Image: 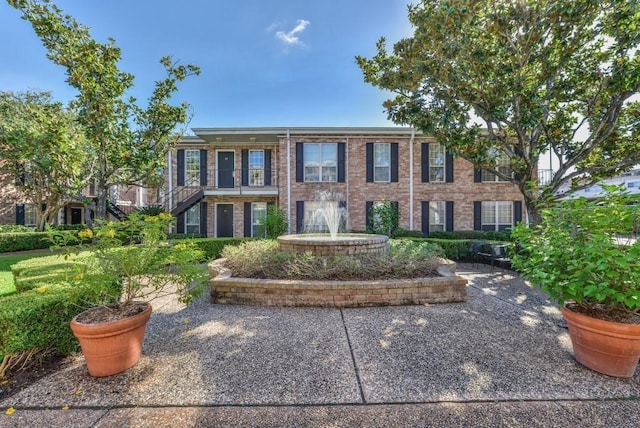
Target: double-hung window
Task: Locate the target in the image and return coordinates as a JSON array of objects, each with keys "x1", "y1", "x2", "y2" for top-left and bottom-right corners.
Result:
[
  {"x1": 482, "y1": 150, "x2": 511, "y2": 182},
  {"x1": 185, "y1": 149, "x2": 201, "y2": 185},
  {"x1": 251, "y1": 203, "x2": 267, "y2": 237},
  {"x1": 374, "y1": 143, "x2": 390, "y2": 182},
  {"x1": 249, "y1": 150, "x2": 264, "y2": 186},
  {"x1": 304, "y1": 143, "x2": 337, "y2": 182},
  {"x1": 185, "y1": 204, "x2": 200, "y2": 234},
  {"x1": 481, "y1": 201, "x2": 512, "y2": 231},
  {"x1": 429, "y1": 201, "x2": 446, "y2": 232},
  {"x1": 24, "y1": 204, "x2": 36, "y2": 227},
  {"x1": 429, "y1": 143, "x2": 446, "y2": 182}
]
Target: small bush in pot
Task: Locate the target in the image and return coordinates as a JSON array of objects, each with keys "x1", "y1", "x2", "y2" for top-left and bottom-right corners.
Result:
[
  {"x1": 53, "y1": 213, "x2": 207, "y2": 376},
  {"x1": 511, "y1": 185, "x2": 640, "y2": 377}
]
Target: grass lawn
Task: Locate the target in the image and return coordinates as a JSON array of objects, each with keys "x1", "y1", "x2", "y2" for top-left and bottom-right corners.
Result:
[{"x1": 0, "y1": 254, "x2": 47, "y2": 297}]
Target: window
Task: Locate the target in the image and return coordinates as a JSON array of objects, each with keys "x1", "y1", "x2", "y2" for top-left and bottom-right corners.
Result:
[
  {"x1": 628, "y1": 181, "x2": 639, "y2": 189},
  {"x1": 109, "y1": 185, "x2": 119, "y2": 202},
  {"x1": 251, "y1": 203, "x2": 267, "y2": 237},
  {"x1": 482, "y1": 150, "x2": 511, "y2": 182},
  {"x1": 249, "y1": 150, "x2": 264, "y2": 186},
  {"x1": 185, "y1": 204, "x2": 200, "y2": 234},
  {"x1": 185, "y1": 149, "x2": 200, "y2": 185},
  {"x1": 429, "y1": 201, "x2": 445, "y2": 232},
  {"x1": 24, "y1": 204, "x2": 36, "y2": 226},
  {"x1": 481, "y1": 201, "x2": 513, "y2": 231},
  {"x1": 137, "y1": 187, "x2": 147, "y2": 207},
  {"x1": 429, "y1": 143, "x2": 446, "y2": 182},
  {"x1": 304, "y1": 143, "x2": 337, "y2": 182},
  {"x1": 374, "y1": 143, "x2": 390, "y2": 182}
]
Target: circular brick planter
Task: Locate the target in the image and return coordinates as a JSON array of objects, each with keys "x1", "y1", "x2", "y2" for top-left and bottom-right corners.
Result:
[
  {"x1": 277, "y1": 233, "x2": 389, "y2": 257},
  {"x1": 209, "y1": 259, "x2": 467, "y2": 308}
]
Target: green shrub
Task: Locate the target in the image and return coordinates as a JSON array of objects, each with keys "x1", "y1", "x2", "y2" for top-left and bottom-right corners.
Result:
[
  {"x1": 167, "y1": 233, "x2": 205, "y2": 240},
  {"x1": 175, "y1": 237, "x2": 249, "y2": 261},
  {"x1": 11, "y1": 253, "x2": 92, "y2": 293},
  {"x1": 428, "y1": 230, "x2": 513, "y2": 241},
  {"x1": 0, "y1": 231, "x2": 80, "y2": 253},
  {"x1": 0, "y1": 225, "x2": 36, "y2": 234},
  {"x1": 394, "y1": 228, "x2": 425, "y2": 238},
  {"x1": 264, "y1": 205, "x2": 288, "y2": 239},
  {"x1": 1, "y1": 255, "x2": 121, "y2": 365},
  {"x1": 47, "y1": 224, "x2": 88, "y2": 231},
  {"x1": 136, "y1": 204, "x2": 166, "y2": 216},
  {"x1": 512, "y1": 186, "x2": 640, "y2": 312},
  {"x1": 220, "y1": 239, "x2": 443, "y2": 280},
  {"x1": 399, "y1": 237, "x2": 470, "y2": 260}
]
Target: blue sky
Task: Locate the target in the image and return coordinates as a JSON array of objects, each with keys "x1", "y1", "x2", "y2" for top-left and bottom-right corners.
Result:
[{"x1": 0, "y1": 0, "x2": 415, "y2": 131}]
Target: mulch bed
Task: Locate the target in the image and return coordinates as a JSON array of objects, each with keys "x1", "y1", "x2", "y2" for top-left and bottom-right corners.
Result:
[{"x1": 0, "y1": 354, "x2": 74, "y2": 402}]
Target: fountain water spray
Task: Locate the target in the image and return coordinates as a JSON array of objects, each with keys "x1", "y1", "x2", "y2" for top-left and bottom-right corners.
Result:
[{"x1": 304, "y1": 190, "x2": 346, "y2": 240}]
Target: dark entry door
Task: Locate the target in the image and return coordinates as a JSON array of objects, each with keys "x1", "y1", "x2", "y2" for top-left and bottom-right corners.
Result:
[
  {"x1": 217, "y1": 151, "x2": 235, "y2": 188},
  {"x1": 71, "y1": 208, "x2": 83, "y2": 225},
  {"x1": 216, "y1": 204, "x2": 234, "y2": 237}
]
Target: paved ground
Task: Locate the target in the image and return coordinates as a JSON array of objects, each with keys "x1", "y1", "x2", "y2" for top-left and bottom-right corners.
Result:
[{"x1": 1, "y1": 263, "x2": 638, "y2": 427}]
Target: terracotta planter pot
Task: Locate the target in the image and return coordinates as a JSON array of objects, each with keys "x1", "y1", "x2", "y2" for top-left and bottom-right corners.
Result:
[
  {"x1": 70, "y1": 303, "x2": 152, "y2": 377},
  {"x1": 561, "y1": 305, "x2": 640, "y2": 378}
]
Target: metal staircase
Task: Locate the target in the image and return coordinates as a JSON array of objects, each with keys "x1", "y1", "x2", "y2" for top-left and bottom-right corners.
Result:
[
  {"x1": 106, "y1": 199, "x2": 128, "y2": 221},
  {"x1": 170, "y1": 189, "x2": 205, "y2": 216}
]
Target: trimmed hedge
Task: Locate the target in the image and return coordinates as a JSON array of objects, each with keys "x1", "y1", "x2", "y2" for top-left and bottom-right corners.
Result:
[
  {"x1": 11, "y1": 253, "x2": 92, "y2": 293},
  {"x1": 182, "y1": 237, "x2": 251, "y2": 261},
  {"x1": 428, "y1": 230, "x2": 513, "y2": 241},
  {"x1": 0, "y1": 225, "x2": 36, "y2": 234},
  {"x1": 0, "y1": 231, "x2": 80, "y2": 253},
  {"x1": 1, "y1": 254, "x2": 121, "y2": 360},
  {"x1": 397, "y1": 237, "x2": 469, "y2": 260}
]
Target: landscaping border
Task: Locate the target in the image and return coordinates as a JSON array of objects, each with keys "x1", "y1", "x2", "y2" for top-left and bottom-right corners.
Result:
[{"x1": 208, "y1": 259, "x2": 467, "y2": 308}]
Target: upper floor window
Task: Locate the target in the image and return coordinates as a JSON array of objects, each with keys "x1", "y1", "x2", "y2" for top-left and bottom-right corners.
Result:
[
  {"x1": 482, "y1": 150, "x2": 511, "y2": 182},
  {"x1": 304, "y1": 143, "x2": 337, "y2": 182},
  {"x1": 249, "y1": 150, "x2": 264, "y2": 186},
  {"x1": 185, "y1": 149, "x2": 201, "y2": 185},
  {"x1": 429, "y1": 143, "x2": 446, "y2": 182},
  {"x1": 481, "y1": 201, "x2": 512, "y2": 231},
  {"x1": 374, "y1": 143, "x2": 390, "y2": 182},
  {"x1": 429, "y1": 201, "x2": 445, "y2": 232},
  {"x1": 185, "y1": 204, "x2": 200, "y2": 234}
]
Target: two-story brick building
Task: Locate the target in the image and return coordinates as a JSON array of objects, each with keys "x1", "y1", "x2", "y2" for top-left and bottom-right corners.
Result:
[{"x1": 166, "y1": 127, "x2": 525, "y2": 237}]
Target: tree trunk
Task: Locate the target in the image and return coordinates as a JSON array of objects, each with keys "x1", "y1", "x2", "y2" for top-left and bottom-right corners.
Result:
[
  {"x1": 96, "y1": 181, "x2": 107, "y2": 220},
  {"x1": 524, "y1": 197, "x2": 543, "y2": 228}
]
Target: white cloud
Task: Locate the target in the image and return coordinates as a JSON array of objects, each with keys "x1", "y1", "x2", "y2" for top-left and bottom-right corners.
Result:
[{"x1": 273, "y1": 19, "x2": 310, "y2": 46}]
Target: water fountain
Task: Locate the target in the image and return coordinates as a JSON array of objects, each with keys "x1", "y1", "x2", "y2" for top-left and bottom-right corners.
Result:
[
  {"x1": 276, "y1": 190, "x2": 389, "y2": 257},
  {"x1": 209, "y1": 190, "x2": 467, "y2": 307}
]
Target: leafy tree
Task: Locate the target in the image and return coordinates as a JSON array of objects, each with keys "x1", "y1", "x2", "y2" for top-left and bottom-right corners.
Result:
[
  {"x1": 0, "y1": 91, "x2": 90, "y2": 230},
  {"x1": 357, "y1": 0, "x2": 640, "y2": 225},
  {"x1": 8, "y1": 0, "x2": 200, "y2": 219}
]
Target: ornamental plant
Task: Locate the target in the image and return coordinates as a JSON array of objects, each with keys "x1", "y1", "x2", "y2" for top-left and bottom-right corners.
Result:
[
  {"x1": 511, "y1": 186, "x2": 640, "y2": 319},
  {"x1": 54, "y1": 213, "x2": 207, "y2": 316}
]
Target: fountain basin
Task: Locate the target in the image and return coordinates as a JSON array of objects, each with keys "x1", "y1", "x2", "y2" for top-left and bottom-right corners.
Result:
[
  {"x1": 277, "y1": 233, "x2": 389, "y2": 257},
  {"x1": 209, "y1": 259, "x2": 467, "y2": 308}
]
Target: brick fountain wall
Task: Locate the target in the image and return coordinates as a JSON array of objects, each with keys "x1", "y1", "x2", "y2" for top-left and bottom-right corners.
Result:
[{"x1": 209, "y1": 259, "x2": 467, "y2": 308}]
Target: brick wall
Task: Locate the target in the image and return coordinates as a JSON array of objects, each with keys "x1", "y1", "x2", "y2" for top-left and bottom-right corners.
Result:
[
  {"x1": 278, "y1": 133, "x2": 524, "y2": 234},
  {"x1": 0, "y1": 170, "x2": 23, "y2": 225}
]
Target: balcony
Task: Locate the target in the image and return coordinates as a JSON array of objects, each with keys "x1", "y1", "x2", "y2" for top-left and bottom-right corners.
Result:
[
  {"x1": 172, "y1": 167, "x2": 278, "y2": 201},
  {"x1": 538, "y1": 169, "x2": 554, "y2": 187}
]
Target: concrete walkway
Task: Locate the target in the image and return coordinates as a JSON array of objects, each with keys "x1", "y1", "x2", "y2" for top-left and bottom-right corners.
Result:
[{"x1": 1, "y1": 264, "x2": 639, "y2": 427}]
